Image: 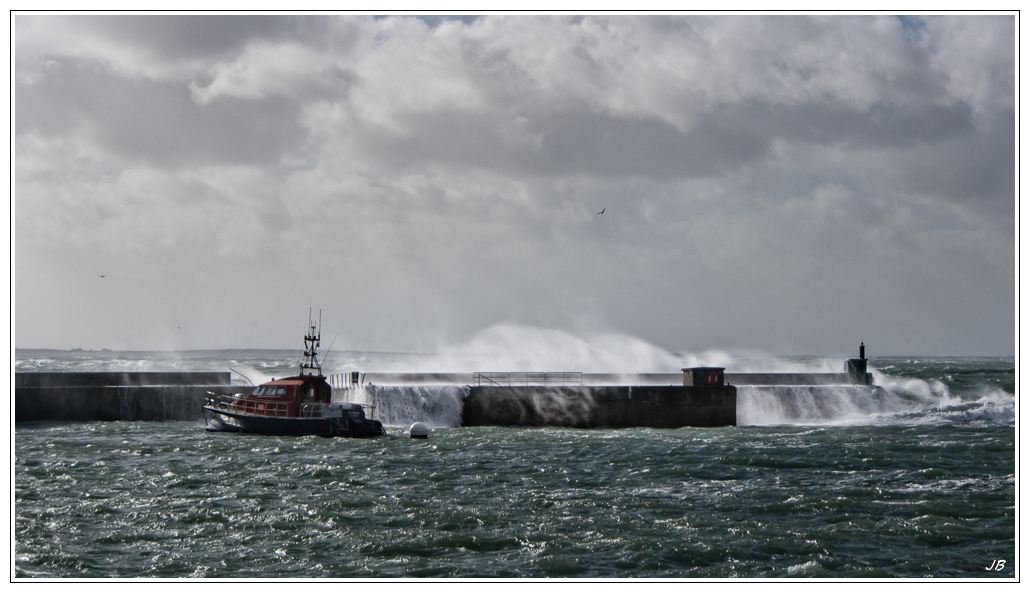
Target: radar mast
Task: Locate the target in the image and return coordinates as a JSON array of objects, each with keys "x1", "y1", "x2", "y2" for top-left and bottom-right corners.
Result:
[{"x1": 300, "y1": 309, "x2": 322, "y2": 376}]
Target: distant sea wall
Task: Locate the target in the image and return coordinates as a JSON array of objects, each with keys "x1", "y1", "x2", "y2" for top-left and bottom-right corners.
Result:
[
  {"x1": 15, "y1": 372, "x2": 243, "y2": 422},
  {"x1": 17, "y1": 368, "x2": 871, "y2": 427},
  {"x1": 462, "y1": 385, "x2": 737, "y2": 428}
]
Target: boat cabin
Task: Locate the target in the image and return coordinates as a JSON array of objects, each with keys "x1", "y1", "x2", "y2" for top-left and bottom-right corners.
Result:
[{"x1": 238, "y1": 375, "x2": 332, "y2": 418}]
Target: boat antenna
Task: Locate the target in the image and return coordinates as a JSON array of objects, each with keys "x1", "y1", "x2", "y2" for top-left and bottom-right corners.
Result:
[
  {"x1": 229, "y1": 367, "x2": 254, "y2": 386},
  {"x1": 320, "y1": 333, "x2": 338, "y2": 369}
]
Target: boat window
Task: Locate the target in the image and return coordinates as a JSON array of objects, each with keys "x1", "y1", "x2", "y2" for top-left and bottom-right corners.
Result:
[
  {"x1": 276, "y1": 387, "x2": 287, "y2": 395},
  {"x1": 253, "y1": 386, "x2": 266, "y2": 395}
]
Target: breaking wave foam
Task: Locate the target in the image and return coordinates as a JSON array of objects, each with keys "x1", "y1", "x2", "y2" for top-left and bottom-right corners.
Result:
[
  {"x1": 337, "y1": 385, "x2": 466, "y2": 428},
  {"x1": 737, "y1": 375, "x2": 1014, "y2": 427}
]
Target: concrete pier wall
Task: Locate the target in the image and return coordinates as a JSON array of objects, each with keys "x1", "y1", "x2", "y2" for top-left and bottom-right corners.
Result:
[
  {"x1": 18, "y1": 368, "x2": 864, "y2": 426},
  {"x1": 16, "y1": 372, "x2": 230, "y2": 389},
  {"x1": 15, "y1": 372, "x2": 240, "y2": 422},
  {"x1": 725, "y1": 373, "x2": 852, "y2": 385},
  {"x1": 361, "y1": 372, "x2": 686, "y2": 385},
  {"x1": 462, "y1": 385, "x2": 736, "y2": 428},
  {"x1": 360, "y1": 372, "x2": 866, "y2": 387}
]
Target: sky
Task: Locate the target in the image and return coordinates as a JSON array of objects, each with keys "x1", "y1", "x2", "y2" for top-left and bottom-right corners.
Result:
[{"x1": 13, "y1": 14, "x2": 1016, "y2": 357}]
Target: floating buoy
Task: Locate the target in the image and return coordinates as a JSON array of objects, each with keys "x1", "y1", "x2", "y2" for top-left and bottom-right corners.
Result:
[{"x1": 409, "y1": 422, "x2": 429, "y2": 439}]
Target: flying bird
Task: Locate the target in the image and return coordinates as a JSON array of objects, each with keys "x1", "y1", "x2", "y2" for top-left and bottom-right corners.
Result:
[
  {"x1": 597, "y1": 208, "x2": 605, "y2": 214},
  {"x1": 100, "y1": 275, "x2": 105, "y2": 278}
]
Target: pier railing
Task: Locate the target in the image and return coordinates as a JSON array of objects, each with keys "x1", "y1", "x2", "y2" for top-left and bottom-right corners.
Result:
[
  {"x1": 473, "y1": 372, "x2": 583, "y2": 387},
  {"x1": 206, "y1": 394, "x2": 290, "y2": 417},
  {"x1": 329, "y1": 373, "x2": 361, "y2": 389}
]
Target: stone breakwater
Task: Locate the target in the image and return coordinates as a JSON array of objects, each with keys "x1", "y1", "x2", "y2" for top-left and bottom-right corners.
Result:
[
  {"x1": 16, "y1": 365, "x2": 882, "y2": 428},
  {"x1": 15, "y1": 371, "x2": 739, "y2": 427},
  {"x1": 462, "y1": 385, "x2": 737, "y2": 428},
  {"x1": 15, "y1": 372, "x2": 237, "y2": 422}
]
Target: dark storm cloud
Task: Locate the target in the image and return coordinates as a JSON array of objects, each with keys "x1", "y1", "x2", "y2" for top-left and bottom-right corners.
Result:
[
  {"x1": 896, "y1": 109, "x2": 1015, "y2": 210},
  {"x1": 723, "y1": 100, "x2": 1013, "y2": 208},
  {"x1": 16, "y1": 57, "x2": 304, "y2": 166},
  {"x1": 71, "y1": 15, "x2": 330, "y2": 61},
  {"x1": 413, "y1": 16, "x2": 482, "y2": 29},
  {"x1": 14, "y1": 14, "x2": 1015, "y2": 354},
  {"x1": 335, "y1": 90, "x2": 1005, "y2": 216},
  {"x1": 743, "y1": 102, "x2": 976, "y2": 149},
  {"x1": 531, "y1": 110, "x2": 768, "y2": 179},
  {"x1": 355, "y1": 107, "x2": 767, "y2": 180}
]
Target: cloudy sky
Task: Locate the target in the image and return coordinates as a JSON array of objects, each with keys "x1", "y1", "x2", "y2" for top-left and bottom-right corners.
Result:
[{"x1": 14, "y1": 14, "x2": 1015, "y2": 356}]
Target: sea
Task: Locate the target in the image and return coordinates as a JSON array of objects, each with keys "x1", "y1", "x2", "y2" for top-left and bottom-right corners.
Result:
[{"x1": 13, "y1": 348, "x2": 1017, "y2": 579}]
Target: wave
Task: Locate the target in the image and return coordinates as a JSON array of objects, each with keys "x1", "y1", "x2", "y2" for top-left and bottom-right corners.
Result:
[
  {"x1": 737, "y1": 375, "x2": 1014, "y2": 427},
  {"x1": 336, "y1": 385, "x2": 467, "y2": 429}
]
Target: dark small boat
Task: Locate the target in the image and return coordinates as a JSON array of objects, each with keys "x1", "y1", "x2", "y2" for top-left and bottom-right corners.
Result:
[{"x1": 203, "y1": 316, "x2": 384, "y2": 438}]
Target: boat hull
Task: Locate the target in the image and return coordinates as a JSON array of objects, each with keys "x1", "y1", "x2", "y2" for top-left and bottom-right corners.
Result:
[{"x1": 203, "y1": 406, "x2": 384, "y2": 438}]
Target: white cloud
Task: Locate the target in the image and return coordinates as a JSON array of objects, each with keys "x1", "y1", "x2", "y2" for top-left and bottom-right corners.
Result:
[
  {"x1": 921, "y1": 15, "x2": 1016, "y2": 123},
  {"x1": 190, "y1": 41, "x2": 332, "y2": 104}
]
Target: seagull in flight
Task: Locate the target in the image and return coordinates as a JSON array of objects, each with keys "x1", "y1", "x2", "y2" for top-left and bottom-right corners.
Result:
[
  {"x1": 100, "y1": 275, "x2": 106, "y2": 278},
  {"x1": 597, "y1": 208, "x2": 605, "y2": 215}
]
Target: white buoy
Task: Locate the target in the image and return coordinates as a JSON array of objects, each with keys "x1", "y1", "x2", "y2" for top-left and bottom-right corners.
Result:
[{"x1": 409, "y1": 422, "x2": 429, "y2": 439}]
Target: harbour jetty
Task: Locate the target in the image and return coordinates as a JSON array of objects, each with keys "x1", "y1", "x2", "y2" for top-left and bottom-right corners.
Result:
[
  {"x1": 15, "y1": 347, "x2": 875, "y2": 427},
  {"x1": 15, "y1": 372, "x2": 235, "y2": 422},
  {"x1": 458, "y1": 368, "x2": 734, "y2": 427}
]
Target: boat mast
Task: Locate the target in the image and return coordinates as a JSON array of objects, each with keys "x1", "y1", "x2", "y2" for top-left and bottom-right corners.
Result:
[{"x1": 300, "y1": 308, "x2": 322, "y2": 376}]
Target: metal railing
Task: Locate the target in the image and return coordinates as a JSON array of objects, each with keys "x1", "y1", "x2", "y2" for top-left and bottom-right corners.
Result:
[
  {"x1": 473, "y1": 372, "x2": 583, "y2": 387},
  {"x1": 329, "y1": 373, "x2": 362, "y2": 389},
  {"x1": 206, "y1": 394, "x2": 351, "y2": 419},
  {"x1": 206, "y1": 394, "x2": 291, "y2": 417},
  {"x1": 299, "y1": 403, "x2": 342, "y2": 418}
]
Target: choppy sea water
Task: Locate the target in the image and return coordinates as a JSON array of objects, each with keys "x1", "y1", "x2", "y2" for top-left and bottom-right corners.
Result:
[{"x1": 14, "y1": 351, "x2": 1016, "y2": 579}]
